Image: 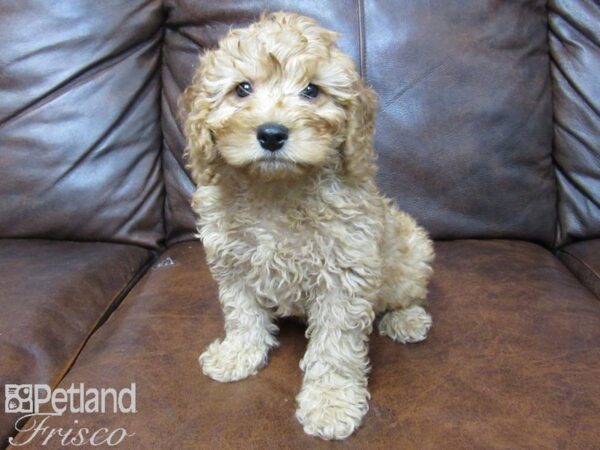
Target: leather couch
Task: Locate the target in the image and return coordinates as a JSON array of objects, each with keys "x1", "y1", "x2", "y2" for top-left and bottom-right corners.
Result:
[{"x1": 1, "y1": 0, "x2": 599, "y2": 448}]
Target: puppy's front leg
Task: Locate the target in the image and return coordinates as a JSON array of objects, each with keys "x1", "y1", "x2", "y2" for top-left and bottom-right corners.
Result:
[
  {"x1": 199, "y1": 282, "x2": 278, "y2": 382},
  {"x1": 296, "y1": 293, "x2": 375, "y2": 440}
]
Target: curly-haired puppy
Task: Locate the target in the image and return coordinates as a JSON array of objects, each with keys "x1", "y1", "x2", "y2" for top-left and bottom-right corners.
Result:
[{"x1": 183, "y1": 12, "x2": 434, "y2": 440}]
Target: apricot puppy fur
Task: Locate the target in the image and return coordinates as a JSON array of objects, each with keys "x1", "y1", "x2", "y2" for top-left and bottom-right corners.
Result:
[{"x1": 183, "y1": 12, "x2": 434, "y2": 440}]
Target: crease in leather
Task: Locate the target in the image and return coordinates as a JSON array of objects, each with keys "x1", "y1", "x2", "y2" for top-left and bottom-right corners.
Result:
[
  {"x1": 163, "y1": 52, "x2": 188, "y2": 93},
  {"x1": 561, "y1": 249, "x2": 600, "y2": 280},
  {"x1": 162, "y1": 148, "x2": 197, "y2": 245},
  {"x1": 0, "y1": 26, "x2": 164, "y2": 131},
  {"x1": 558, "y1": 249, "x2": 600, "y2": 296},
  {"x1": 380, "y1": 57, "x2": 451, "y2": 113},
  {"x1": 114, "y1": 153, "x2": 166, "y2": 249},
  {"x1": 163, "y1": 139, "x2": 195, "y2": 189},
  {"x1": 161, "y1": 68, "x2": 192, "y2": 176},
  {"x1": 548, "y1": 3, "x2": 600, "y2": 53},
  {"x1": 554, "y1": 117, "x2": 598, "y2": 163},
  {"x1": 381, "y1": 24, "x2": 546, "y2": 116},
  {"x1": 550, "y1": 44, "x2": 600, "y2": 119},
  {"x1": 164, "y1": 5, "x2": 270, "y2": 58},
  {"x1": 157, "y1": 26, "x2": 170, "y2": 250},
  {"x1": 53, "y1": 39, "x2": 162, "y2": 187},
  {"x1": 555, "y1": 157, "x2": 600, "y2": 213},
  {"x1": 162, "y1": 105, "x2": 188, "y2": 172},
  {"x1": 356, "y1": 0, "x2": 366, "y2": 79},
  {"x1": 166, "y1": 23, "x2": 210, "y2": 49},
  {"x1": 498, "y1": 77, "x2": 551, "y2": 158},
  {"x1": 51, "y1": 252, "x2": 156, "y2": 381}
]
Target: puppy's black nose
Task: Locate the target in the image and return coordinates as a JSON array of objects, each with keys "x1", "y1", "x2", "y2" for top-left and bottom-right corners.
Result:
[{"x1": 257, "y1": 123, "x2": 289, "y2": 152}]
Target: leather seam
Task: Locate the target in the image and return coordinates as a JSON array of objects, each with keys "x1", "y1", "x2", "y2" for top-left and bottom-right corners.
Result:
[
  {"x1": 159, "y1": 29, "x2": 169, "y2": 247},
  {"x1": 50, "y1": 252, "x2": 158, "y2": 389},
  {"x1": 545, "y1": 1, "x2": 561, "y2": 250},
  {"x1": 357, "y1": 0, "x2": 366, "y2": 79},
  {"x1": 558, "y1": 249, "x2": 600, "y2": 283},
  {"x1": 0, "y1": 28, "x2": 163, "y2": 130}
]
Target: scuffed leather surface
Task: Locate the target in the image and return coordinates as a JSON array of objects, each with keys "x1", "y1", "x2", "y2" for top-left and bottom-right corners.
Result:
[
  {"x1": 161, "y1": 0, "x2": 556, "y2": 246},
  {"x1": 0, "y1": 0, "x2": 165, "y2": 249},
  {"x1": 13, "y1": 240, "x2": 600, "y2": 449},
  {"x1": 549, "y1": 0, "x2": 600, "y2": 246},
  {"x1": 0, "y1": 239, "x2": 151, "y2": 445},
  {"x1": 558, "y1": 239, "x2": 600, "y2": 299},
  {"x1": 364, "y1": 1, "x2": 555, "y2": 245}
]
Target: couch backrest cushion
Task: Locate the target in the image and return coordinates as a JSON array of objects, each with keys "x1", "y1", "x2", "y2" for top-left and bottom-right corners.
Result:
[
  {"x1": 0, "y1": 0, "x2": 165, "y2": 249},
  {"x1": 163, "y1": 0, "x2": 558, "y2": 246},
  {"x1": 549, "y1": 0, "x2": 600, "y2": 247}
]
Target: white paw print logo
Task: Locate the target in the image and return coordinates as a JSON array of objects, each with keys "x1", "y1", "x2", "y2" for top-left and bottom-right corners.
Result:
[{"x1": 5, "y1": 384, "x2": 33, "y2": 413}]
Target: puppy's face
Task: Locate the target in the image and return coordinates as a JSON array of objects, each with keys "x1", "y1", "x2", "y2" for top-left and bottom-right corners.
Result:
[{"x1": 185, "y1": 13, "x2": 377, "y2": 183}]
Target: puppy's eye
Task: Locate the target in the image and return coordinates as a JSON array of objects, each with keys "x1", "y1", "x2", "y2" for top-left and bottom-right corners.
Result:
[
  {"x1": 235, "y1": 82, "x2": 253, "y2": 97},
  {"x1": 300, "y1": 83, "x2": 319, "y2": 99}
]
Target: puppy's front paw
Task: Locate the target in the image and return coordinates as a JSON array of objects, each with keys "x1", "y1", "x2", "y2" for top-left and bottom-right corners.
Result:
[
  {"x1": 296, "y1": 372, "x2": 369, "y2": 440},
  {"x1": 199, "y1": 337, "x2": 270, "y2": 382}
]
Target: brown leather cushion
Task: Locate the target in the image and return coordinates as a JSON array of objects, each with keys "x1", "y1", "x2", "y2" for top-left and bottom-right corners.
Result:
[
  {"x1": 0, "y1": 239, "x2": 151, "y2": 445},
  {"x1": 162, "y1": 0, "x2": 556, "y2": 246},
  {"x1": 558, "y1": 240, "x2": 600, "y2": 299},
  {"x1": 10, "y1": 240, "x2": 600, "y2": 448},
  {"x1": 0, "y1": 0, "x2": 165, "y2": 248}
]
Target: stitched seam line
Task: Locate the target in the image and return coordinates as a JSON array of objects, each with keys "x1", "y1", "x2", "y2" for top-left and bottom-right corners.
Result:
[
  {"x1": 159, "y1": 31, "x2": 169, "y2": 246},
  {"x1": 547, "y1": 2, "x2": 562, "y2": 248},
  {"x1": 357, "y1": 0, "x2": 367, "y2": 79}
]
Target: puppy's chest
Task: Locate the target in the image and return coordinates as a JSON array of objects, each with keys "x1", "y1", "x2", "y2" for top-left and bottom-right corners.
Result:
[
  {"x1": 203, "y1": 196, "x2": 337, "y2": 310},
  {"x1": 197, "y1": 183, "x2": 383, "y2": 315},
  {"x1": 233, "y1": 202, "x2": 331, "y2": 270}
]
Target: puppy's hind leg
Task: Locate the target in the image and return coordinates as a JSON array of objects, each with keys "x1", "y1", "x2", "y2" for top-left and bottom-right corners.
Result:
[
  {"x1": 199, "y1": 281, "x2": 278, "y2": 382},
  {"x1": 378, "y1": 305, "x2": 432, "y2": 344},
  {"x1": 377, "y1": 205, "x2": 434, "y2": 344}
]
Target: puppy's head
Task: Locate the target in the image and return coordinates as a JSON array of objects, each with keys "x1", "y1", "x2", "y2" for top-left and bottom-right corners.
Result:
[{"x1": 183, "y1": 12, "x2": 377, "y2": 184}]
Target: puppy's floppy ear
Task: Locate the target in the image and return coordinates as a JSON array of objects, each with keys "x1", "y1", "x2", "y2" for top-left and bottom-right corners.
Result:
[
  {"x1": 182, "y1": 52, "x2": 219, "y2": 185},
  {"x1": 342, "y1": 81, "x2": 378, "y2": 181}
]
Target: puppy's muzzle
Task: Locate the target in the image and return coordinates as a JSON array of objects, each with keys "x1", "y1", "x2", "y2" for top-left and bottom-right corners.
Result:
[{"x1": 257, "y1": 123, "x2": 289, "y2": 152}]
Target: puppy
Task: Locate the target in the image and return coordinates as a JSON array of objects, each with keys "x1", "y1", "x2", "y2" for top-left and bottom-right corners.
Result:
[{"x1": 183, "y1": 12, "x2": 434, "y2": 440}]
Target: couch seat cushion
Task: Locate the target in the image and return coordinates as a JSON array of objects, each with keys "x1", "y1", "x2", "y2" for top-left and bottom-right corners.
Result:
[
  {"x1": 558, "y1": 239, "x2": 600, "y2": 299},
  {"x1": 0, "y1": 239, "x2": 151, "y2": 445},
  {"x1": 9, "y1": 240, "x2": 600, "y2": 448}
]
